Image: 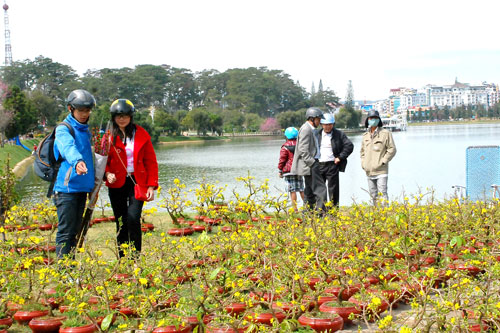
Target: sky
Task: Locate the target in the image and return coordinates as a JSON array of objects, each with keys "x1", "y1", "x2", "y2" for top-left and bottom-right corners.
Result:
[{"x1": 5, "y1": 0, "x2": 500, "y2": 101}]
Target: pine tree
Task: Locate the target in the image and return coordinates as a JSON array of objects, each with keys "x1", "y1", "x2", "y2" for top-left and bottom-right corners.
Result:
[
  {"x1": 318, "y1": 79, "x2": 323, "y2": 92},
  {"x1": 311, "y1": 82, "x2": 316, "y2": 95}
]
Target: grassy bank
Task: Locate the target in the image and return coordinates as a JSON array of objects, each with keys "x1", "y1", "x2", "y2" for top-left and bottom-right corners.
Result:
[{"x1": 0, "y1": 138, "x2": 39, "y2": 167}]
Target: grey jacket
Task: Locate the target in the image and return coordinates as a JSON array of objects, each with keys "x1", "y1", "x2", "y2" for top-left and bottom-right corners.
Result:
[{"x1": 291, "y1": 121, "x2": 317, "y2": 176}]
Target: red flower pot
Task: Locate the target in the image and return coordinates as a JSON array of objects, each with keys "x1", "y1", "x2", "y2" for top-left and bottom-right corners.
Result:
[
  {"x1": 246, "y1": 311, "x2": 285, "y2": 325},
  {"x1": 92, "y1": 217, "x2": 109, "y2": 224},
  {"x1": 347, "y1": 297, "x2": 389, "y2": 322},
  {"x1": 152, "y1": 324, "x2": 191, "y2": 332},
  {"x1": 118, "y1": 306, "x2": 137, "y2": 317},
  {"x1": 168, "y1": 227, "x2": 194, "y2": 236},
  {"x1": 0, "y1": 317, "x2": 13, "y2": 328},
  {"x1": 192, "y1": 224, "x2": 211, "y2": 232},
  {"x1": 204, "y1": 218, "x2": 220, "y2": 226},
  {"x1": 142, "y1": 223, "x2": 155, "y2": 231},
  {"x1": 13, "y1": 310, "x2": 49, "y2": 324},
  {"x1": 59, "y1": 323, "x2": 97, "y2": 333},
  {"x1": 323, "y1": 286, "x2": 360, "y2": 302},
  {"x1": 205, "y1": 324, "x2": 249, "y2": 332},
  {"x1": 38, "y1": 224, "x2": 54, "y2": 231},
  {"x1": 298, "y1": 313, "x2": 344, "y2": 332},
  {"x1": 449, "y1": 263, "x2": 482, "y2": 276},
  {"x1": 319, "y1": 302, "x2": 361, "y2": 325},
  {"x1": 29, "y1": 316, "x2": 66, "y2": 333},
  {"x1": 221, "y1": 226, "x2": 232, "y2": 233},
  {"x1": 225, "y1": 302, "x2": 246, "y2": 316}
]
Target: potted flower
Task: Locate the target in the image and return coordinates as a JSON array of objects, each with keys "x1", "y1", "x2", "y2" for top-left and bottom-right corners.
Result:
[
  {"x1": 59, "y1": 312, "x2": 97, "y2": 333},
  {"x1": 28, "y1": 315, "x2": 67, "y2": 333},
  {"x1": 298, "y1": 311, "x2": 344, "y2": 332}
]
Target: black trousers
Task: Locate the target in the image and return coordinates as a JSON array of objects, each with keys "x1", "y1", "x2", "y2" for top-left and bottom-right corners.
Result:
[
  {"x1": 303, "y1": 174, "x2": 315, "y2": 209},
  {"x1": 311, "y1": 161, "x2": 340, "y2": 210},
  {"x1": 108, "y1": 176, "x2": 144, "y2": 258}
]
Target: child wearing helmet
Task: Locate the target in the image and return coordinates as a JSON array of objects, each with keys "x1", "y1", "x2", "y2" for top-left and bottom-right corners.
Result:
[
  {"x1": 53, "y1": 89, "x2": 96, "y2": 258},
  {"x1": 278, "y1": 127, "x2": 305, "y2": 211}
]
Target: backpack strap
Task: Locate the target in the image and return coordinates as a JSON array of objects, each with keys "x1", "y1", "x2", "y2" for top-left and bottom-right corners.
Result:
[{"x1": 46, "y1": 121, "x2": 76, "y2": 198}]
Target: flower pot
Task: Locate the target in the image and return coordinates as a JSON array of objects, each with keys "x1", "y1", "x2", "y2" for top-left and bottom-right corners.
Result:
[
  {"x1": 225, "y1": 302, "x2": 246, "y2": 316},
  {"x1": 221, "y1": 226, "x2": 232, "y2": 233},
  {"x1": 118, "y1": 306, "x2": 137, "y2": 317},
  {"x1": 152, "y1": 323, "x2": 191, "y2": 332},
  {"x1": 38, "y1": 224, "x2": 54, "y2": 231},
  {"x1": 246, "y1": 311, "x2": 285, "y2": 325},
  {"x1": 168, "y1": 227, "x2": 194, "y2": 236},
  {"x1": 142, "y1": 223, "x2": 155, "y2": 231},
  {"x1": 205, "y1": 323, "x2": 250, "y2": 332},
  {"x1": 347, "y1": 297, "x2": 389, "y2": 322},
  {"x1": 204, "y1": 218, "x2": 220, "y2": 226},
  {"x1": 323, "y1": 286, "x2": 360, "y2": 302},
  {"x1": 298, "y1": 313, "x2": 344, "y2": 332},
  {"x1": 319, "y1": 302, "x2": 361, "y2": 325},
  {"x1": 0, "y1": 317, "x2": 13, "y2": 328},
  {"x1": 59, "y1": 323, "x2": 97, "y2": 333},
  {"x1": 13, "y1": 310, "x2": 49, "y2": 324},
  {"x1": 192, "y1": 224, "x2": 211, "y2": 232},
  {"x1": 28, "y1": 316, "x2": 66, "y2": 333}
]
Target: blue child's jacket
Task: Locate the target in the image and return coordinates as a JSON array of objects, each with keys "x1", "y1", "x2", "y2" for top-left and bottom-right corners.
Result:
[{"x1": 53, "y1": 113, "x2": 95, "y2": 193}]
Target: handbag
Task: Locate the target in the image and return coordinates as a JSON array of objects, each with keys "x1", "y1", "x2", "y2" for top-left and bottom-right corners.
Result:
[
  {"x1": 134, "y1": 184, "x2": 149, "y2": 201},
  {"x1": 112, "y1": 143, "x2": 151, "y2": 202}
]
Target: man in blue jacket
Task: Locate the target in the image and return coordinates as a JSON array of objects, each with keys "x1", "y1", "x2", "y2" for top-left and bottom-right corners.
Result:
[{"x1": 53, "y1": 89, "x2": 96, "y2": 258}]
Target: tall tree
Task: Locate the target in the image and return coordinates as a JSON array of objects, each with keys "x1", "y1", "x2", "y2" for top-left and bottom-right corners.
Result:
[
  {"x1": 311, "y1": 82, "x2": 316, "y2": 95},
  {"x1": 0, "y1": 81, "x2": 12, "y2": 147},
  {"x1": 318, "y1": 79, "x2": 323, "y2": 92},
  {"x1": 4, "y1": 86, "x2": 38, "y2": 138}
]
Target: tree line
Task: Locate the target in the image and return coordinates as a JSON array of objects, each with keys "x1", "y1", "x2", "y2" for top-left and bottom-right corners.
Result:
[{"x1": 0, "y1": 55, "x2": 362, "y2": 142}]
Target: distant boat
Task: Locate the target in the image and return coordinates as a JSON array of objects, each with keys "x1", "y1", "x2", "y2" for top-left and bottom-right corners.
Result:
[{"x1": 381, "y1": 115, "x2": 407, "y2": 131}]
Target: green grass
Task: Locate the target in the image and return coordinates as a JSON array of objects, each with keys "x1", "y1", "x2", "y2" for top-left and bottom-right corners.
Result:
[
  {"x1": 0, "y1": 139, "x2": 39, "y2": 167},
  {"x1": 159, "y1": 135, "x2": 227, "y2": 143}
]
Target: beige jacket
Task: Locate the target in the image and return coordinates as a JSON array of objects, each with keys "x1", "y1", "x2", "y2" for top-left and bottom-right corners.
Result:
[{"x1": 360, "y1": 128, "x2": 397, "y2": 176}]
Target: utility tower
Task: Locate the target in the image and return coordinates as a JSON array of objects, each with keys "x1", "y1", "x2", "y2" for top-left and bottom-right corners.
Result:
[{"x1": 3, "y1": 1, "x2": 12, "y2": 66}]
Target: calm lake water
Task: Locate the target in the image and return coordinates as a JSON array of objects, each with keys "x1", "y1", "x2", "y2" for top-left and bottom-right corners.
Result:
[{"x1": 17, "y1": 123, "x2": 500, "y2": 207}]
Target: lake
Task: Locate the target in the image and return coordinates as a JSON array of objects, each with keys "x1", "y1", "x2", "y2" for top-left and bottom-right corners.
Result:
[{"x1": 17, "y1": 123, "x2": 500, "y2": 207}]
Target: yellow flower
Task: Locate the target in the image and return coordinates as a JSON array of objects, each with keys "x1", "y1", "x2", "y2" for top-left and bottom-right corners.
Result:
[{"x1": 139, "y1": 278, "x2": 148, "y2": 285}]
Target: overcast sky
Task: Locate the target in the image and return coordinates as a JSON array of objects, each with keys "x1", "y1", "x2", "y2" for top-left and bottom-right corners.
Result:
[{"x1": 5, "y1": 0, "x2": 500, "y2": 101}]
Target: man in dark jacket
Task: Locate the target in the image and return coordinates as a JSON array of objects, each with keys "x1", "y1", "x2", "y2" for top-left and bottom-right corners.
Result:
[{"x1": 313, "y1": 113, "x2": 353, "y2": 209}]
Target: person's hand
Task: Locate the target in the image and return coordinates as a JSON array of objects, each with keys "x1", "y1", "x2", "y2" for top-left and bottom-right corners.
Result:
[
  {"x1": 279, "y1": 173, "x2": 283, "y2": 178},
  {"x1": 76, "y1": 161, "x2": 88, "y2": 175},
  {"x1": 146, "y1": 187, "x2": 155, "y2": 201},
  {"x1": 106, "y1": 172, "x2": 116, "y2": 184},
  {"x1": 334, "y1": 157, "x2": 341, "y2": 165}
]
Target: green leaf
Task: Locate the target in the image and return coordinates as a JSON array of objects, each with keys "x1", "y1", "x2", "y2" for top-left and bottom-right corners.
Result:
[
  {"x1": 101, "y1": 313, "x2": 113, "y2": 331},
  {"x1": 209, "y1": 267, "x2": 222, "y2": 280},
  {"x1": 450, "y1": 236, "x2": 464, "y2": 248}
]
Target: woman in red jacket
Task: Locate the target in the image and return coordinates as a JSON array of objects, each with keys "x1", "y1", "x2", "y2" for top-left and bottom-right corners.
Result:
[{"x1": 104, "y1": 99, "x2": 158, "y2": 258}]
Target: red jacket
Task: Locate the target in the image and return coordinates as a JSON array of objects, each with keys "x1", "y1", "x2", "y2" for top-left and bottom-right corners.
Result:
[
  {"x1": 278, "y1": 139, "x2": 297, "y2": 175},
  {"x1": 104, "y1": 125, "x2": 159, "y2": 189}
]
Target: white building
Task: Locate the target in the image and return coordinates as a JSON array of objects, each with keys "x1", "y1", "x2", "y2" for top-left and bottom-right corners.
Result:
[{"x1": 388, "y1": 80, "x2": 499, "y2": 112}]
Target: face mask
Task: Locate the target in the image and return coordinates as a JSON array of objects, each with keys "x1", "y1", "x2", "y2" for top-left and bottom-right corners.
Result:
[{"x1": 368, "y1": 118, "x2": 379, "y2": 127}]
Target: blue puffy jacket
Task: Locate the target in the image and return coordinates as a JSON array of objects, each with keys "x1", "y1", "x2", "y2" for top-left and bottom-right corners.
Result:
[{"x1": 53, "y1": 114, "x2": 95, "y2": 193}]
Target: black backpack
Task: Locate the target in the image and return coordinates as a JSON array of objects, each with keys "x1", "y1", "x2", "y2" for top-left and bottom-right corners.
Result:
[{"x1": 34, "y1": 122, "x2": 75, "y2": 197}]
